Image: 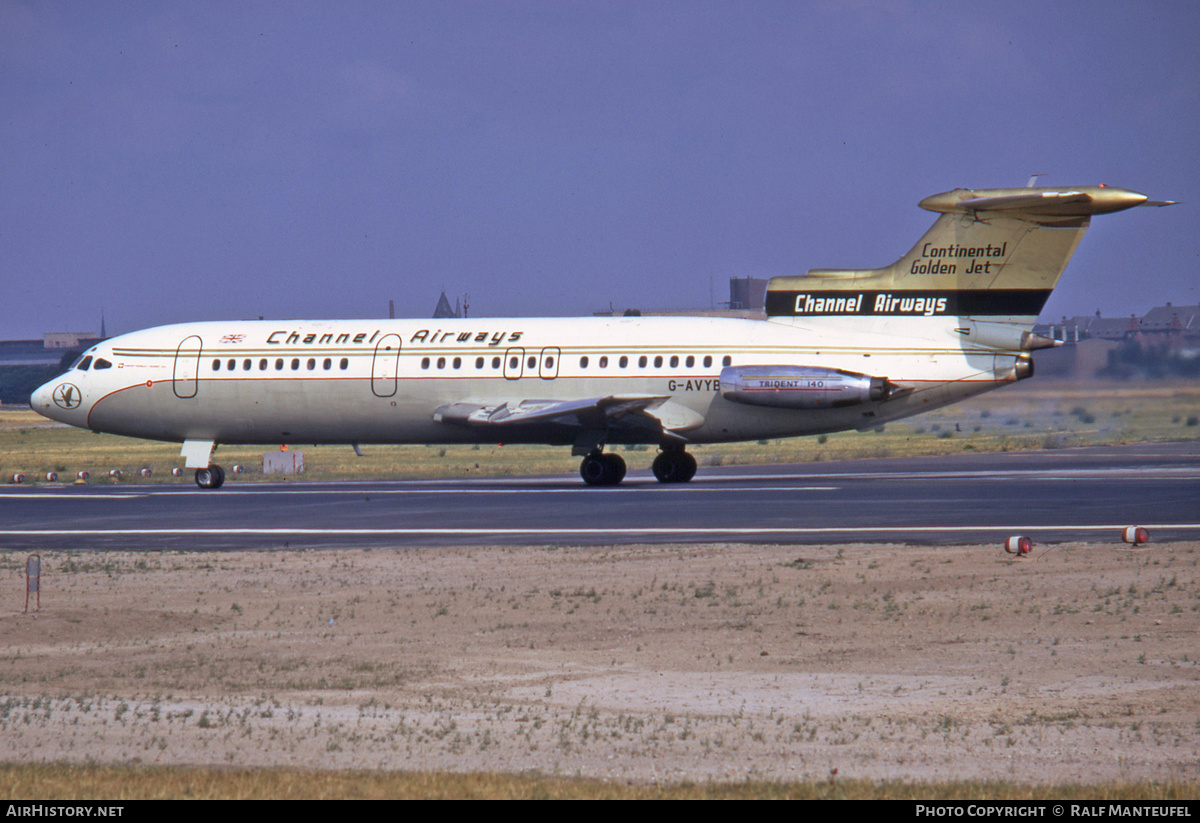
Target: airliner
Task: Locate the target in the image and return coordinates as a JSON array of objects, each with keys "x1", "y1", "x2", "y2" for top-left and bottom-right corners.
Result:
[{"x1": 30, "y1": 183, "x2": 1172, "y2": 488}]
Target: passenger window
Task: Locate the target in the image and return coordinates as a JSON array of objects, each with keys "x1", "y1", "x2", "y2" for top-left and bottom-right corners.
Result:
[
  {"x1": 619, "y1": 356, "x2": 628, "y2": 368},
  {"x1": 421, "y1": 357, "x2": 430, "y2": 369},
  {"x1": 212, "y1": 359, "x2": 221, "y2": 371},
  {"x1": 475, "y1": 357, "x2": 484, "y2": 369},
  {"x1": 545, "y1": 356, "x2": 554, "y2": 368},
  {"x1": 452, "y1": 357, "x2": 461, "y2": 369},
  {"x1": 227, "y1": 359, "x2": 236, "y2": 371},
  {"x1": 599, "y1": 356, "x2": 608, "y2": 368},
  {"x1": 76, "y1": 356, "x2": 93, "y2": 371},
  {"x1": 437, "y1": 357, "x2": 446, "y2": 369},
  {"x1": 653, "y1": 356, "x2": 662, "y2": 368},
  {"x1": 323, "y1": 358, "x2": 332, "y2": 370},
  {"x1": 638, "y1": 356, "x2": 647, "y2": 368},
  {"x1": 723, "y1": 355, "x2": 732, "y2": 366},
  {"x1": 291, "y1": 359, "x2": 300, "y2": 370},
  {"x1": 259, "y1": 359, "x2": 268, "y2": 370},
  {"x1": 491, "y1": 356, "x2": 501, "y2": 369},
  {"x1": 307, "y1": 358, "x2": 316, "y2": 370},
  {"x1": 509, "y1": 356, "x2": 519, "y2": 369},
  {"x1": 670, "y1": 355, "x2": 678, "y2": 368},
  {"x1": 275, "y1": 359, "x2": 284, "y2": 370},
  {"x1": 703, "y1": 355, "x2": 713, "y2": 368},
  {"x1": 93, "y1": 358, "x2": 112, "y2": 370},
  {"x1": 243, "y1": 359, "x2": 251, "y2": 370},
  {"x1": 340, "y1": 358, "x2": 349, "y2": 370},
  {"x1": 527, "y1": 356, "x2": 536, "y2": 368},
  {"x1": 686, "y1": 355, "x2": 694, "y2": 367},
  {"x1": 580, "y1": 356, "x2": 589, "y2": 368}
]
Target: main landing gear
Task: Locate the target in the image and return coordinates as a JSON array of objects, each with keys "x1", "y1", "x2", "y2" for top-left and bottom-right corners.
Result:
[
  {"x1": 195, "y1": 465, "x2": 225, "y2": 489},
  {"x1": 651, "y1": 448, "x2": 697, "y2": 484},
  {"x1": 578, "y1": 448, "x2": 697, "y2": 486},
  {"x1": 580, "y1": 451, "x2": 626, "y2": 486}
]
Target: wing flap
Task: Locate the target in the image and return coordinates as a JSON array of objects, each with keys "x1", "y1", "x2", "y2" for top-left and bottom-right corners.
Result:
[{"x1": 434, "y1": 394, "x2": 702, "y2": 435}]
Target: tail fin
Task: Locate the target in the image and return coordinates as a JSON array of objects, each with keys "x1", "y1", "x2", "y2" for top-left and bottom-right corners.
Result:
[{"x1": 766, "y1": 185, "x2": 1167, "y2": 347}]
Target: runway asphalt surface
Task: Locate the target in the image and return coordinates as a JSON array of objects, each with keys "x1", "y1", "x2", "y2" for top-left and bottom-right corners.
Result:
[{"x1": 2, "y1": 442, "x2": 1198, "y2": 550}]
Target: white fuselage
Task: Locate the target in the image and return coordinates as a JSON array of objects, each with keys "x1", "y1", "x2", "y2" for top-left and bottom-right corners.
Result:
[{"x1": 31, "y1": 314, "x2": 1020, "y2": 448}]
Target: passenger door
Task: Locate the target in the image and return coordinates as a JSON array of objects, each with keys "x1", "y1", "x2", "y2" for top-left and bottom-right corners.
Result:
[
  {"x1": 371, "y1": 334, "x2": 402, "y2": 397},
  {"x1": 173, "y1": 336, "x2": 202, "y2": 399}
]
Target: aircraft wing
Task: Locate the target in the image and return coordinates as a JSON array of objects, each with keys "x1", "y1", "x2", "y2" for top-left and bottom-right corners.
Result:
[{"x1": 433, "y1": 394, "x2": 704, "y2": 440}]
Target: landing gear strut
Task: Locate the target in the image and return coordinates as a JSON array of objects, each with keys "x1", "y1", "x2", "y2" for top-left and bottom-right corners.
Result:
[
  {"x1": 652, "y1": 449, "x2": 697, "y2": 484},
  {"x1": 195, "y1": 465, "x2": 225, "y2": 489},
  {"x1": 579, "y1": 451, "x2": 626, "y2": 486}
]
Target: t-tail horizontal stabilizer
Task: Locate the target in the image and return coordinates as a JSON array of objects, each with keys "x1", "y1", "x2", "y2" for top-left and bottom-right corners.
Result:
[
  {"x1": 765, "y1": 184, "x2": 1175, "y2": 324},
  {"x1": 919, "y1": 185, "x2": 1175, "y2": 217}
]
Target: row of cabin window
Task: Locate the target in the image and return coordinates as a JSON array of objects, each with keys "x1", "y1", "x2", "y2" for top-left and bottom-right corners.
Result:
[
  {"x1": 210, "y1": 353, "x2": 734, "y2": 373},
  {"x1": 212, "y1": 357, "x2": 350, "y2": 372},
  {"x1": 419, "y1": 354, "x2": 733, "y2": 371}
]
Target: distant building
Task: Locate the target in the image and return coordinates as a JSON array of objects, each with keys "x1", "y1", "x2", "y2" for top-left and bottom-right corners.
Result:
[
  {"x1": 728, "y1": 277, "x2": 768, "y2": 311},
  {"x1": 1036, "y1": 303, "x2": 1200, "y2": 347},
  {"x1": 0, "y1": 333, "x2": 102, "y2": 368},
  {"x1": 433, "y1": 291, "x2": 462, "y2": 319},
  {"x1": 1139, "y1": 303, "x2": 1198, "y2": 347},
  {"x1": 43, "y1": 332, "x2": 99, "y2": 349},
  {"x1": 0, "y1": 340, "x2": 64, "y2": 368},
  {"x1": 595, "y1": 277, "x2": 768, "y2": 318},
  {"x1": 1033, "y1": 302, "x2": 1199, "y2": 379}
]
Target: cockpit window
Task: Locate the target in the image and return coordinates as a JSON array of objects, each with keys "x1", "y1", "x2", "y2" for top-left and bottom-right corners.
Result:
[
  {"x1": 75, "y1": 356, "x2": 93, "y2": 371},
  {"x1": 93, "y1": 358, "x2": 113, "y2": 370}
]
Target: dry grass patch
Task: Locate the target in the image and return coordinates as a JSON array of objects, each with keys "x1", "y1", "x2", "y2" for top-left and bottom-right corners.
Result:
[{"x1": 2, "y1": 542, "x2": 1198, "y2": 787}]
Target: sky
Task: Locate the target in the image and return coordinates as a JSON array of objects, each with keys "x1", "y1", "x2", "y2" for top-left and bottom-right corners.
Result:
[{"x1": 2, "y1": 1, "x2": 1197, "y2": 339}]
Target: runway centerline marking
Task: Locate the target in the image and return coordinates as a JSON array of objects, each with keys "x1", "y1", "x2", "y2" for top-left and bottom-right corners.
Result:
[
  {"x1": 5, "y1": 524, "x2": 1200, "y2": 538},
  {"x1": 2, "y1": 464, "x2": 1196, "y2": 499}
]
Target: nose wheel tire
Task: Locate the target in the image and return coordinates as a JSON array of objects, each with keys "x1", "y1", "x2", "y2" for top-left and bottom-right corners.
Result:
[
  {"x1": 195, "y1": 465, "x2": 225, "y2": 489},
  {"x1": 652, "y1": 450, "x2": 697, "y2": 483},
  {"x1": 580, "y1": 453, "x2": 626, "y2": 486}
]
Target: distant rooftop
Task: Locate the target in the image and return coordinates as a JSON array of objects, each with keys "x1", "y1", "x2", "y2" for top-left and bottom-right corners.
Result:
[{"x1": 1037, "y1": 303, "x2": 1199, "y2": 343}]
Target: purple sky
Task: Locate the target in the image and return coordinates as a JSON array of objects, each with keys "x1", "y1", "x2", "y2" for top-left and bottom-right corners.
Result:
[{"x1": 2, "y1": 1, "x2": 1196, "y2": 339}]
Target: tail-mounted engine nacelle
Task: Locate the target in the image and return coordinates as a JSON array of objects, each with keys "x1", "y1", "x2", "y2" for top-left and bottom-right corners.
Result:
[{"x1": 720, "y1": 365, "x2": 891, "y2": 409}]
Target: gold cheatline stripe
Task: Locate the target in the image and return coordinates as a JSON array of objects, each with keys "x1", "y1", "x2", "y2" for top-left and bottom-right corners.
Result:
[{"x1": 115, "y1": 343, "x2": 971, "y2": 359}]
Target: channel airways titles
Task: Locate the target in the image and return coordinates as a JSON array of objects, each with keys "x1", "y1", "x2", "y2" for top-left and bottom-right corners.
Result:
[
  {"x1": 791, "y1": 293, "x2": 949, "y2": 316},
  {"x1": 262, "y1": 328, "x2": 525, "y2": 347}
]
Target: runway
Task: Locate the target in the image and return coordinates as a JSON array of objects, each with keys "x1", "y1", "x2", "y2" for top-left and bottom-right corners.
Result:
[{"x1": 2, "y1": 443, "x2": 1198, "y2": 550}]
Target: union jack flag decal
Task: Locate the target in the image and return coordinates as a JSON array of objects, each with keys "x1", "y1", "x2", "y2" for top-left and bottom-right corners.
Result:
[{"x1": 221, "y1": 334, "x2": 246, "y2": 344}]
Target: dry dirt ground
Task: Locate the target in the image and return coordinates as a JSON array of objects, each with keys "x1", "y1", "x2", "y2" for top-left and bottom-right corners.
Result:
[{"x1": 1, "y1": 541, "x2": 1197, "y2": 785}]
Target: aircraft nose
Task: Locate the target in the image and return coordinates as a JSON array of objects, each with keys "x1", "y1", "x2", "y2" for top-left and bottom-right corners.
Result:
[
  {"x1": 30, "y1": 380, "x2": 53, "y2": 412},
  {"x1": 30, "y1": 376, "x2": 80, "y2": 424}
]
